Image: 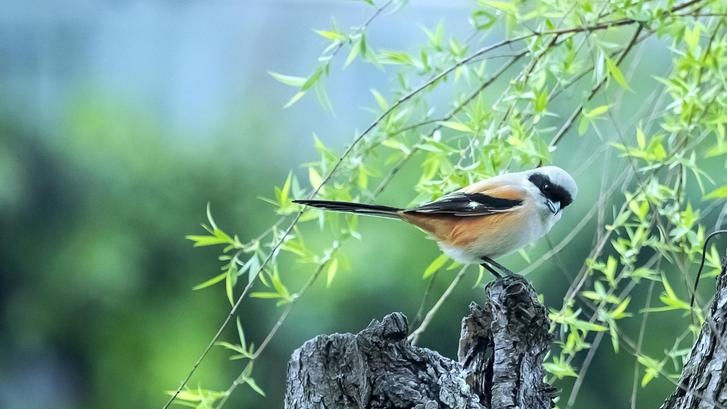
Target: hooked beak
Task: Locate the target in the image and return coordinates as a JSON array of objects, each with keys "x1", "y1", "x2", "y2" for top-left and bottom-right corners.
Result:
[{"x1": 546, "y1": 200, "x2": 561, "y2": 215}]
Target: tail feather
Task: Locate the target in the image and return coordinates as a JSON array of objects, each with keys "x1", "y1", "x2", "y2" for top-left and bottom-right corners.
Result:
[{"x1": 293, "y1": 199, "x2": 402, "y2": 219}]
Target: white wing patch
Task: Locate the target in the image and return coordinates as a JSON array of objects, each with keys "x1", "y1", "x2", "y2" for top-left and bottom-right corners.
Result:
[{"x1": 407, "y1": 192, "x2": 523, "y2": 217}]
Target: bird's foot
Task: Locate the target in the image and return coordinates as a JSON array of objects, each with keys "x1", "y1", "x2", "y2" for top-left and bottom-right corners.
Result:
[
  {"x1": 480, "y1": 257, "x2": 516, "y2": 277},
  {"x1": 480, "y1": 262, "x2": 502, "y2": 278}
]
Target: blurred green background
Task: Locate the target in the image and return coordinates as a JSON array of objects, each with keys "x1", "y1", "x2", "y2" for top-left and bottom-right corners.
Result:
[{"x1": 1, "y1": 1, "x2": 719, "y2": 409}]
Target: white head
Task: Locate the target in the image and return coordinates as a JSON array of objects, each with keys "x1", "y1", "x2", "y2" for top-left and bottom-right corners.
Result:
[{"x1": 524, "y1": 166, "x2": 578, "y2": 218}]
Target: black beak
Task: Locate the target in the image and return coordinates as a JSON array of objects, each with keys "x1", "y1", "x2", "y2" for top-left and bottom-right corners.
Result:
[{"x1": 546, "y1": 200, "x2": 561, "y2": 215}]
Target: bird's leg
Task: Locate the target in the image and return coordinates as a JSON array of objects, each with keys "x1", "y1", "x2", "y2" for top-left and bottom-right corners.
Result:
[
  {"x1": 481, "y1": 256, "x2": 515, "y2": 276},
  {"x1": 479, "y1": 259, "x2": 502, "y2": 278}
]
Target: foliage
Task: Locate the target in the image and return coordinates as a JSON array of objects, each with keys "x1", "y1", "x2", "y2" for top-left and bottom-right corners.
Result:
[{"x1": 165, "y1": 0, "x2": 727, "y2": 408}]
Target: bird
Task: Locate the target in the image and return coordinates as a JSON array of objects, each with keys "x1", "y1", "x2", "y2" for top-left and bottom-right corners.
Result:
[{"x1": 293, "y1": 166, "x2": 577, "y2": 277}]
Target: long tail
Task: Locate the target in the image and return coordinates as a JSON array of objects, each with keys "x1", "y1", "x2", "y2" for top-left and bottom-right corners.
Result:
[{"x1": 293, "y1": 199, "x2": 403, "y2": 219}]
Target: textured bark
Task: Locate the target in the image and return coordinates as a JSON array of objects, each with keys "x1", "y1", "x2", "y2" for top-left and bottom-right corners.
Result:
[
  {"x1": 284, "y1": 275, "x2": 555, "y2": 409},
  {"x1": 661, "y1": 254, "x2": 727, "y2": 409},
  {"x1": 458, "y1": 275, "x2": 556, "y2": 409}
]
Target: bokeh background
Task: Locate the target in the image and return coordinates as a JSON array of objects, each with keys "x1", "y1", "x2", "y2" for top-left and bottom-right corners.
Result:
[{"x1": 1, "y1": 1, "x2": 716, "y2": 408}]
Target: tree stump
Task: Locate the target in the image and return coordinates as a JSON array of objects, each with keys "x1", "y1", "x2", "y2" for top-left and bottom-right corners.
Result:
[
  {"x1": 458, "y1": 275, "x2": 556, "y2": 409},
  {"x1": 284, "y1": 275, "x2": 556, "y2": 409},
  {"x1": 661, "y1": 254, "x2": 727, "y2": 409}
]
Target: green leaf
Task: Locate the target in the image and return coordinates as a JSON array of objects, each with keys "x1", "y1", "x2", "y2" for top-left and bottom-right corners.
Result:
[
  {"x1": 422, "y1": 20, "x2": 444, "y2": 50},
  {"x1": 609, "y1": 322, "x2": 620, "y2": 353},
  {"x1": 271, "y1": 271, "x2": 291, "y2": 301},
  {"x1": 314, "y1": 81, "x2": 335, "y2": 114},
  {"x1": 268, "y1": 71, "x2": 306, "y2": 87},
  {"x1": 283, "y1": 91, "x2": 306, "y2": 108},
  {"x1": 250, "y1": 291, "x2": 282, "y2": 299},
  {"x1": 171, "y1": 388, "x2": 226, "y2": 403},
  {"x1": 584, "y1": 105, "x2": 610, "y2": 119},
  {"x1": 610, "y1": 297, "x2": 632, "y2": 320},
  {"x1": 438, "y1": 121, "x2": 473, "y2": 133},
  {"x1": 247, "y1": 255, "x2": 261, "y2": 284},
  {"x1": 225, "y1": 265, "x2": 237, "y2": 306},
  {"x1": 422, "y1": 254, "x2": 448, "y2": 278},
  {"x1": 656, "y1": 273, "x2": 691, "y2": 311},
  {"x1": 308, "y1": 167, "x2": 323, "y2": 190},
  {"x1": 281, "y1": 171, "x2": 292, "y2": 201},
  {"x1": 473, "y1": 265, "x2": 485, "y2": 288},
  {"x1": 606, "y1": 57, "x2": 631, "y2": 90},
  {"x1": 471, "y1": 9, "x2": 496, "y2": 30},
  {"x1": 192, "y1": 272, "x2": 227, "y2": 290},
  {"x1": 534, "y1": 90, "x2": 548, "y2": 112},
  {"x1": 578, "y1": 116, "x2": 589, "y2": 136},
  {"x1": 185, "y1": 235, "x2": 229, "y2": 247},
  {"x1": 313, "y1": 134, "x2": 337, "y2": 161},
  {"x1": 638, "y1": 355, "x2": 664, "y2": 387},
  {"x1": 683, "y1": 25, "x2": 700, "y2": 52},
  {"x1": 206, "y1": 203, "x2": 218, "y2": 230},
  {"x1": 479, "y1": 0, "x2": 518, "y2": 16},
  {"x1": 345, "y1": 37, "x2": 362, "y2": 67},
  {"x1": 215, "y1": 341, "x2": 246, "y2": 355},
  {"x1": 707, "y1": 141, "x2": 727, "y2": 157},
  {"x1": 379, "y1": 50, "x2": 415, "y2": 65},
  {"x1": 326, "y1": 257, "x2": 339, "y2": 287},
  {"x1": 300, "y1": 68, "x2": 323, "y2": 92},
  {"x1": 604, "y1": 256, "x2": 618, "y2": 287},
  {"x1": 636, "y1": 127, "x2": 646, "y2": 149},
  {"x1": 705, "y1": 185, "x2": 727, "y2": 199},
  {"x1": 314, "y1": 29, "x2": 346, "y2": 42},
  {"x1": 370, "y1": 89, "x2": 389, "y2": 110},
  {"x1": 236, "y1": 317, "x2": 246, "y2": 347},
  {"x1": 358, "y1": 165, "x2": 369, "y2": 189},
  {"x1": 544, "y1": 356, "x2": 578, "y2": 379},
  {"x1": 573, "y1": 321, "x2": 608, "y2": 332},
  {"x1": 245, "y1": 377, "x2": 266, "y2": 396},
  {"x1": 381, "y1": 139, "x2": 411, "y2": 154}
]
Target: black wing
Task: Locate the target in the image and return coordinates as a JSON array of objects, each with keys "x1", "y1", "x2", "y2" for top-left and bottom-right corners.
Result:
[{"x1": 405, "y1": 192, "x2": 522, "y2": 217}]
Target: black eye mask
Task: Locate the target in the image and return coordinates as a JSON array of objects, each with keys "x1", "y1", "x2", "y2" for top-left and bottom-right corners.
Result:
[{"x1": 528, "y1": 173, "x2": 573, "y2": 209}]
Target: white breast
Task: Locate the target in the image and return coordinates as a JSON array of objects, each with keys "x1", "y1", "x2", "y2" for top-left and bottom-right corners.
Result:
[{"x1": 437, "y1": 198, "x2": 558, "y2": 264}]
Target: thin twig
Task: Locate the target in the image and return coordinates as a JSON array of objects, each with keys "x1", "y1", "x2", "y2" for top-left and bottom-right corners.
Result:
[
  {"x1": 410, "y1": 274, "x2": 438, "y2": 330},
  {"x1": 216, "y1": 49, "x2": 528, "y2": 408},
  {"x1": 373, "y1": 51, "x2": 526, "y2": 196},
  {"x1": 212, "y1": 258, "x2": 332, "y2": 409},
  {"x1": 631, "y1": 280, "x2": 656, "y2": 409},
  {"x1": 566, "y1": 331, "x2": 605, "y2": 409},
  {"x1": 549, "y1": 24, "x2": 645, "y2": 147},
  {"x1": 161, "y1": 4, "x2": 398, "y2": 407},
  {"x1": 407, "y1": 266, "x2": 469, "y2": 345}
]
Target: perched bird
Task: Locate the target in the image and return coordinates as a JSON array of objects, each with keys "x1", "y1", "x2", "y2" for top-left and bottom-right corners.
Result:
[{"x1": 294, "y1": 166, "x2": 577, "y2": 277}]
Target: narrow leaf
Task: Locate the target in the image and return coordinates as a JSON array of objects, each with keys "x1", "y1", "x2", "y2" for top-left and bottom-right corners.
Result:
[
  {"x1": 326, "y1": 257, "x2": 339, "y2": 287},
  {"x1": 268, "y1": 71, "x2": 306, "y2": 87},
  {"x1": 193, "y1": 272, "x2": 227, "y2": 290},
  {"x1": 606, "y1": 57, "x2": 631, "y2": 90},
  {"x1": 423, "y1": 254, "x2": 448, "y2": 278},
  {"x1": 438, "y1": 121, "x2": 473, "y2": 133},
  {"x1": 705, "y1": 185, "x2": 727, "y2": 199}
]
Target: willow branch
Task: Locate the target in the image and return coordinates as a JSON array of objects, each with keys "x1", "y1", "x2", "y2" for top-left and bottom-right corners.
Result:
[{"x1": 549, "y1": 24, "x2": 644, "y2": 147}]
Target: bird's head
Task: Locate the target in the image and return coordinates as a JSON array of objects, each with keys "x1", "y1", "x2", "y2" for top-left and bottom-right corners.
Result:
[{"x1": 526, "y1": 166, "x2": 578, "y2": 216}]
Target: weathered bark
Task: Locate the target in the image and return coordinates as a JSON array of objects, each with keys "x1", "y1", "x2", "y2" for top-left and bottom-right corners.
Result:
[
  {"x1": 458, "y1": 275, "x2": 556, "y2": 409},
  {"x1": 284, "y1": 275, "x2": 555, "y2": 409},
  {"x1": 661, "y1": 254, "x2": 727, "y2": 409}
]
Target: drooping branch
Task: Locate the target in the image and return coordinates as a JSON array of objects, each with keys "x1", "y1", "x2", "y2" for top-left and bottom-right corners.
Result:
[
  {"x1": 661, "y1": 253, "x2": 727, "y2": 409},
  {"x1": 284, "y1": 275, "x2": 555, "y2": 409}
]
